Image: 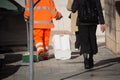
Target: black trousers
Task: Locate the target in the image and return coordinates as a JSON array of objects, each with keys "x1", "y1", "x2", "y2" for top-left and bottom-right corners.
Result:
[
  {"x1": 78, "y1": 25, "x2": 98, "y2": 55},
  {"x1": 75, "y1": 31, "x2": 80, "y2": 49}
]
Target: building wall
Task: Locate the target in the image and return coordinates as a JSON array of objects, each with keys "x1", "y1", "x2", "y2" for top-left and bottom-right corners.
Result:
[{"x1": 105, "y1": 0, "x2": 120, "y2": 53}]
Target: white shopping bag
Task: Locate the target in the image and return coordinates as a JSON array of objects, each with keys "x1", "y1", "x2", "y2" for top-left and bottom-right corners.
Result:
[
  {"x1": 61, "y1": 35, "x2": 71, "y2": 50},
  {"x1": 52, "y1": 34, "x2": 71, "y2": 60}
]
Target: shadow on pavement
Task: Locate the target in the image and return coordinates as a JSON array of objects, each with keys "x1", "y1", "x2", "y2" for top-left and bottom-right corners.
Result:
[
  {"x1": 94, "y1": 57, "x2": 120, "y2": 67},
  {"x1": 0, "y1": 65, "x2": 21, "y2": 80},
  {"x1": 0, "y1": 64, "x2": 28, "y2": 80},
  {"x1": 71, "y1": 52, "x2": 80, "y2": 59},
  {"x1": 60, "y1": 57, "x2": 120, "y2": 80},
  {"x1": 5, "y1": 54, "x2": 22, "y2": 64},
  {"x1": 49, "y1": 53, "x2": 55, "y2": 59},
  {"x1": 0, "y1": 53, "x2": 28, "y2": 80},
  {"x1": 60, "y1": 64, "x2": 114, "y2": 80}
]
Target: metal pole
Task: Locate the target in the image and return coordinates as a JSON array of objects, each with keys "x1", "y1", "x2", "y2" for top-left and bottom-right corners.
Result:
[
  {"x1": 29, "y1": 0, "x2": 34, "y2": 80},
  {"x1": 25, "y1": 0, "x2": 27, "y2": 5}
]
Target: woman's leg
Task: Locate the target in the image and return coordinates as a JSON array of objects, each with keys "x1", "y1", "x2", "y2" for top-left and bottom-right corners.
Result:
[
  {"x1": 78, "y1": 25, "x2": 91, "y2": 54},
  {"x1": 78, "y1": 25, "x2": 91, "y2": 69},
  {"x1": 89, "y1": 54, "x2": 94, "y2": 68},
  {"x1": 89, "y1": 25, "x2": 98, "y2": 54},
  {"x1": 88, "y1": 25, "x2": 97, "y2": 68},
  {"x1": 78, "y1": 25, "x2": 97, "y2": 69},
  {"x1": 83, "y1": 53, "x2": 90, "y2": 69}
]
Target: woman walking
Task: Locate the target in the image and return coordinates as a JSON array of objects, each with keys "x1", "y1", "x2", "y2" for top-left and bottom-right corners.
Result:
[{"x1": 72, "y1": 0, "x2": 105, "y2": 69}]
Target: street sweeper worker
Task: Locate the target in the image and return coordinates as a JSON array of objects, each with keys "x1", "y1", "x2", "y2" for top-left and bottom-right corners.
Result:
[{"x1": 24, "y1": 0, "x2": 62, "y2": 60}]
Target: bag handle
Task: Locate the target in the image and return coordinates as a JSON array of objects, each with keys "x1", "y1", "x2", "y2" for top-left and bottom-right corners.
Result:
[{"x1": 57, "y1": 18, "x2": 68, "y2": 34}]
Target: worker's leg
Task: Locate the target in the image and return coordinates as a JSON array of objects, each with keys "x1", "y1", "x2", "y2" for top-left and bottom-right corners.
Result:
[
  {"x1": 43, "y1": 29, "x2": 51, "y2": 59},
  {"x1": 33, "y1": 29, "x2": 44, "y2": 55}
]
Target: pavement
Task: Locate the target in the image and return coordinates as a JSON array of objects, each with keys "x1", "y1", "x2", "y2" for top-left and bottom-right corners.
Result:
[{"x1": 0, "y1": 31, "x2": 120, "y2": 80}]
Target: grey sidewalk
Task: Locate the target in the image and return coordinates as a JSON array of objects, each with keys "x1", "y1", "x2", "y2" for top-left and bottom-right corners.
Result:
[{"x1": 0, "y1": 31, "x2": 120, "y2": 80}]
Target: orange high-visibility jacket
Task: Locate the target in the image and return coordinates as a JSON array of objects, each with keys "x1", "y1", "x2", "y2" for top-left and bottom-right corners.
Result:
[{"x1": 24, "y1": 0, "x2": 59, "y2": 28}]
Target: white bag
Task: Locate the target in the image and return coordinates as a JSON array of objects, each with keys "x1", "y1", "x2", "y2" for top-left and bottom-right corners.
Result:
[{"x1": 52, "y1": 34, "x2": 71, "y2": 60}]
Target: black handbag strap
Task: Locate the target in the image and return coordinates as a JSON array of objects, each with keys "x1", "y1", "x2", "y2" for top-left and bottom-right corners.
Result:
[{"x1": 33, "y1": 0, "x2": 41, "y2": 8}]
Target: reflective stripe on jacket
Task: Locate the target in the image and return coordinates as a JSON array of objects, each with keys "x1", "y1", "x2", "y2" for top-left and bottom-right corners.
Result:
[{"x1": 24, "y1": 0, "x2": 59, "y2": 28}]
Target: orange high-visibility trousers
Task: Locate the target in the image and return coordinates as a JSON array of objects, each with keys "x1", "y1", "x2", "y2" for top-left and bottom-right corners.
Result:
[{"x1": 34, "y1": 28, "x2": 51, "y2": 54}]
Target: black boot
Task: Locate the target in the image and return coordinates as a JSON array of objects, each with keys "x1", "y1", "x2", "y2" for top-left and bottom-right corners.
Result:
[
  {"x1": 84, "y1": 58, "x2": 90, "y2": 69},
  {"x1": 89, "y1": 58, "x2": 94, "y2": 68},
  {"x1": 89, "y1": 54, "x2": 94, "y2": 68},
  {"x1": 83, "y1": 53, "x2": 90, "y2": 69}
]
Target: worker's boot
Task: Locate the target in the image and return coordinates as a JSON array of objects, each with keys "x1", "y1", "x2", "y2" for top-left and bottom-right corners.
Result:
[
  {"x1": 43, "y1": 52, "x2": 49, "y2": 60},
  {"x1": 36, "y1": 52, "x2": 44, "y2": 62}
]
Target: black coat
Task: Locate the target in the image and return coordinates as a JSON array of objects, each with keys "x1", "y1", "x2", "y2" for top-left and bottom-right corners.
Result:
[{"x1": 72, "y1": 0, "x2": 105, "y2": 25}]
